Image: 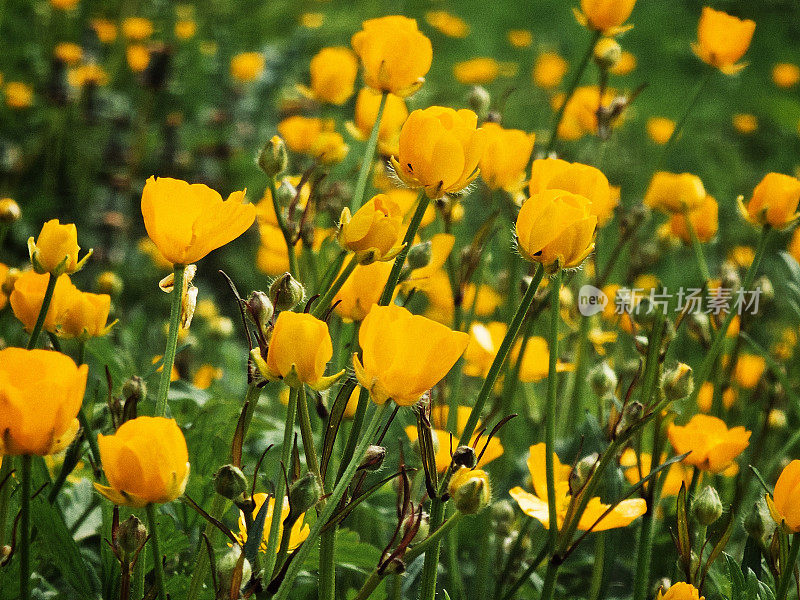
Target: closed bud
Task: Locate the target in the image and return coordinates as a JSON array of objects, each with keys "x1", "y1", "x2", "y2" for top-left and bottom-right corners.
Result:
[
  {"x1": 121, "y1": 376, "x2": 147, "y2": 405},
  {"x1": 569, "y1": 453, "x2": 598, "y2": 495},
  {"x1": 257, "y1": 135, "x2": 288, "y2": 177},
  {"x1": 593, "y1": 38, "x2": 622, "y2": 70},
  {"x1": 116, "y1": 515, "x2": 148, "y2": 562},
  {"x1": 288, "y1": 472, "x2": 322, "y2": 517},
  {"x1": 247, "y1": 290, "x2": 274, "y2": 331},
  {"x1": 662, "y1": 363, "x2": 694, "y2": 401},
  {"x1": 491, "y1": 499, "x2": 516, "y2": 537},
  {"x1": 216, "y1": 545, "x2": 251, "y2": 597},
  {"x1": 274, "y1": 179, "x2": 296, "y2": 208},
  {"x1": 619, "y1": 204, "x2": 648, "y2": 235},
  {"x1": 214, "y1": 465, "x2": 248, "y2": 501},
  {"x1": 720, "y1": 265, "x2": 741, "y2": 294},
  {"x1": 448, "y1": 467, "x2": 491, "y2": 515},
  {"x1": 693, "y1": 485, "x2": 723, "y2": 525},
  {"x1": 269, "y1": 272, "x2": 305, "y2": 311},
  {"x1": 615, "y1": 401, "x2": 643, "y2": 436},
  {"x1": 406, "y1": 240, "x2": 433, "y2": 270},
  {"x1": 686, "y1": 313, "x2": 711, "y2": 346},
  {"x1": 359, "y1": 445, "x2": 386, "y2": 471},
  {"x1": 590, "y1": 361, "x2": 618, "y2": 397},
  {"x1": 452, "y1": 445, "x2": 477, "y2": 469},
  {"x1": 467, "y1": 86, "x2": 491, "y2": 120},
  {"x1": 744, "y1": 498, "x2": 773, "y2": 543},
  {"x1": 754, "y1": 276, "x2": 774, "y2": 304},
  {"x1": 96, "y1": 271, "x2": 123, "y2": 297},
  {"x1": 0, "y1": 198, "x2": 20, "y2": 224}
]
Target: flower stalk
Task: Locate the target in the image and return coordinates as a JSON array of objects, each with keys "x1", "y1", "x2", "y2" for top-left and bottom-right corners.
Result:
[
  {"x1": 350, "y1": 92, "x2": 388, "y2": 213},
  {"x1": 145, "y1": 503, "x2": 166, "y2": 600},
  {"x1": 20, "y1": 454, "x2": 32, "y2": 600},
  {"x1": 155, "y1": 264, "x2": 186, "y2": 417},
  {"x1": 26, "y1": 272, "x2": 57, "y2": 350}
]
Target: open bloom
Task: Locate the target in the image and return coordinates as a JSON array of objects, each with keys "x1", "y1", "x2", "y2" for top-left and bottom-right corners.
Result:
[
  {"x1": 348, "y1": 88, "x2": 408, "y2": 156},
  {"x1": 230, "y1": 52, "x2": 265, "y2": 83},
  {"x1": 59, "y1": 290, "x2": 115, "y2": 339},
  {"x1": 391, "y1": 107, "x2": 487, "y2": 199},
  {"x1": 479, "y1": 123, "x2": 535, "y2": 192},
  {"x1": 351, "y1": 16, "x2": 432, "y2": 97},
  {"x1": 668, "y1": 414, "x2": 750, "y2": 473},
  {"x1": 620, "y1": 449, "x2": 692, "y2": 498},
  {"x1": 237, "y1": 493, "x2": 310, "y2": 552},
  {"x1": 669, "y1": 194, "x2": 719, "y2": 244},
  {"x1": 333, "y1": 261, "x2": 394, "y2": 321},
  {"x1": 28, "y1": 219, "x2": 91, "y2": 275},
  {"x1": 657, "y1": 583, "x2": 704, "y2": 600},
  {"x1": 647, "y1": 117, "x2": 675, "y2": 145},
  {"x1": 510, "y1": 443, "x2": 646, "y2": 531},
  {"x1": 516, "y1": 189, "x2": 597, "y2": 271},
  {"x1": 354, "y1": 304, "x2": 469, "y2": 405},
  {"x1": 95, "y1": 417, "x2": 189, "y2": 507},
  {"x1": 575, "y1": 0, "x2": 636, "y2": 35},
  {"x1": 0, "y1": 348, "x2": 88, "y2": 456},
  {"x1": 742, "y1": 172, "x2": 800, "y2": 229},
  {"x1": 645, "y1": 172, "x2": 706, "y2": 213},
  {"x1": 141, "y1": 176, "x2": 255, "y2": 265},
  {"x1": 306, "y1": 46, "x2": 358, "y2": 105},
  {"x1": 338, "y1": 194, "x2": 404, "y2": 263},
  {"x1": 533, "y1": 52, "x2": 568, "y2": 89},
  {"x1": 10, "y1": 271, "x2": 78, "y2": 333},
  {"x1": 554, "y1": 85, "x2": 616, "y2": 140},
  {"x1": 767, "y1": 460, "x2": 800, "y2": 532},
  {"x1": 693, "y1": 7, "x2": 755, "y2": 74}
]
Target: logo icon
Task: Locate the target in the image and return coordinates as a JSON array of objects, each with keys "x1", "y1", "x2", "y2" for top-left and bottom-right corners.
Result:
[{"x1": 578, "y1": 285, "x2": 608, "y2": 316}]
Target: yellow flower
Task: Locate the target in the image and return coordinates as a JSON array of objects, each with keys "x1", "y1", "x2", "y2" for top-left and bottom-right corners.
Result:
[
  {"x1": 773, "y1": 63, "x2": 800, "y2": 89},
  {"x1": 307, "y1": 47, "x2": 358, "y2": 105},
  {"x1": 230, "y1": 52, "x2": 265, "y2": 83},
  {"x1": 122, "y1": 17, "x2": 154, "y2": 41},
  {"x1": 733, "y1": 353, "x2": 766, "y2": 389},
  {"x1": 529, "y1": 158, "x2": 616, "y2": 226},
  {"x1": 193, "y1": 364, "x2": 223, "y2": 389},
  {"x1": 508, "y1": 30, "x2": 532, "y2": 48},
  {"x1": 619, "y1": 448, "x2": 692, "y2": 498},
  {"x1": 453, "y1": 58, "x2": 516, "y2": 85},
  {"x1": 425, "y1": 10, "x2": 470, "y2": 38},
  {"x1": 742, "y1": 172, "x2": 800, "y2": 229},
  {"x1": 553, "y1": 85, "x2": 616, "y2": 140},
  {"x1": 174, "y1": 19, "x2": 197, "y2": 41},
  {"x1": 300, "y1": 12, "x2": 324, "y2": 29},
  {"x1": 767, "y1": 460, "x2": 800, "y2": 532},
  {"x1": 516, "y1": 189, "x2": 597, "y2": 271},
  {"x1": 333, "y1": 261, "x2": 393, "y2": 322},
  {"x1": 59, "y1": 290, "x2": 115, "y2": 339},
  {"x1": 309, "y1": 130, "x2": 349, "y2": 164},
  {"x1": 50, "y1": 0, "x2": 79, "y2": 9},
  {"x1": 575, "y1": 0, "x2": 637, "y2": 35},
  {"x1": 348, "y1": 88, "x2": 408, "y2": 157},
  {"x1": 28, "y1": 219, "x2": 91, "y2": 275},
  {"x1": 510, "y1": 443, "x2": 646, "y2": 530},
  {"x1": 511, "y1": 335, "x2": 573, "y2": 383},
  {"x1": 668, "y1": 414, "x2": 750, "y2": 473},
  {"x1": 462, "y1": 283, "x2": 503, "y2": 317},
  {"x1": 647, "y1": 117, "x2": 675, "y2": 145},
  {"x1": 256, "y1": 225, "x2": 302, "y2": 276},
  {"x1": 479, "y1": 123, "x2": 535, "y2": 192},
  {"x1": 69, "y1": 64, "x2": 109, "y2": 87},
  {"x1": 95, "y1": 417, "x2": 189, "y2": 507},
  {"x1": 669, "y1": 194, "x2": 718, "y2": 244},
  {"x1": 611, "y1": 50, "x2": 637, "y2": 75},
  {"x1": 463, "y1": 322, "x2": 507, "y2": 378},
  {"x1": 533, "y1": 52, "x2": 568, "y2": 89},
  {"x1": 141, "y1": 176, "x2": 255, "y2": 265},
  {"x1": 692, "y1": 7, "x2": 755, "y2": 75},
  {"x1": 448, "y1": 467, "x2": 491, "y2": 514},
  {"x1": 5, "y1": 82, "x2": 33, "y2": 109},
  {"x1": 277, "y1": 116, "x2": 348, "y2": 163},
  {"x1": 91, "y1": 18, "x2": 117, "y2": 44},
  {"x1": 0, "y1": 348, "x2": 87, "y2": 456},
  {"x1": 384, "y1": 188, "x2": 435, "y2": 226},
  {"x1": 237, "y1": 493, "x2": 309, "y2": 552},
  {"x1": 351, "y1": 16, "x2": 433, "y2": 97},
  {"x1": 657, "y1": 582, "x2": 704, "y2": 600},
  {"x1": 127, "y1": 44, "x2": 150, "y2": 73},
  {"x1": 354, "y1": 304, "x2": 469, "y2": 405},
  {"x1": 391, "y1": 107, "x2": 487, "y2": 199},
  {"x1": 338, "y1": 194, "x2": 404, "y2": 263},
  {"x1": 54, "y1": 42, "x2": 83, "y2": 65},
  {"x1": 644, "y1": 172, "x2": 706, "y2": 213},
  {"x1": 732, "y1": 113, "x2": 758, "y2": 134},
  {"x1": 9, "y1": 272, "x2": 77, "y2": 333}
]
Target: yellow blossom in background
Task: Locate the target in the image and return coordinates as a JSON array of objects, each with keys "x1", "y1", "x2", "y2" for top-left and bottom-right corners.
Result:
[
  {"x1": 309, "y1": 130, "x2": 349, "y2": 164},
  {"x1": 175, "y1": 19, "x2": 197, "y2": 40},
  {"x1": 657, "y1": 582, "x2": 704, "y2": 600},
  {"x1": 610, "y1": 50, "x2": 637, "y2": 75},
  {"x1": 402, "y1": 233, "x2": 455, "y2": 293},
  {"x1": 553, "y1": 85, "x2": 615, "y2": 140},
  {"x1": 122, "y1": 17, "x2": 154, "y2": 41},
  {"x1": 238, "y1": 494, "x2": 309, "y2": 552},
  {"x1": 95, "y1": 416, "x2": 189, "y2": 507},
  {"x1": 454, "y1": 58, "x2": 516, "y2": 85},
  {"x1": 10, "y1": 272, "x2": 77, "y2": 334},
  {"x1": 0, "y1": 348, "x2": 87, "y2": 456},
  {"x1": 230, "y1": 52, "x2": 265, "y2": 83},
  {"x1": 510, "y1": 443, "x2": 646, "y2": 530},
  {"x1": 511, "y1": 335, "x2": 573, "y2": 383},
  {"x1": 333, "y1": 261, "x2": 393, "y2": 322},
  {"x1": 644, "y1": 172, "x2": 706, "y2": 213},
  {"x1": 91, "y1": 18, "x2": 117, "y2": 43},
  {"x1": 696, "y1": 381, "x2": 737, "y2": 413},
  {"x1": 126, "y1": 45, "x2": 150, "y2": 72},
  {"x1": 54, "y1": 42, "x2": 83, "y2": 65},
  {"x1": 773, "y1": 62, "x2": 800, "y2": 88},
  {"x1": 354, "y1": 304, "x2": 469, "y2": 405},
  {"x1": 479, "y1": 123, "x2": 535, "y2": 192},
  {"x1": 668, "y1": 414, "x2": 750, "y2": 473},
  {"x1": 508, "y1": 29, "x2": 532, "y2": 48},
  {"x1": 306, "y1": 47, "x2": 358, "y2": 105},
  {"x1": 425, "y1": 10, "x2": 469, "y2": 38},
  {"x1": 733, "y1": 113, "x2": 758, "y2": 134},
  {"x1": 391, "y1": 107, "x2": 487, "y2": 199},
  {"x1": 152, "y1": 355, "x2": 180, "y2": 382},
  {"x1": 619, "y1": 449, "x2": 692, "y2": 497},
  {"x1": 668, "y1": 194, "x2": 718, "y2": 244},
  {"x1": 729, "y1": 245, "x2": 755, "y2": 268},
  {"x1": 767, "y1": 460, "x2": 800, "y2": 532},
  {"x1": 351, "y1": 16, "x2": 432, "y2": 97},
  {"x1": 646, "y1": 117, "x2": 675, "y2": 145},
  {"x1": 533, "y1": 52, "x2": 568, "y2": 89},
  {"x1": 5, "y1": 82, "x2": 33, "y2": 109},
  {"x1": 50, "y1": 0, "x2": 79, "y2": 10},
  {"x1": 733, "y1": 353, "x2": 766, "y2": 389},
  {"x1": 257, "y1": 225, "x2": 302, "y2": 275},
  {"x1": 462, "y1": 283, "x2": 502, "y2": 317},
  {"x1": 463, "y1": 322, "x2": 507, "y2": 378},
  {"x1": 300, "y1": 12, "x2": 324, "y2": 29},
  {"x1": 348, "y1": 88, "x2": 408, "y2": 157},
  {"x1": 277, "y1": 116, "x2": 348, "y2": 162},
  {"x1": 385, "y1": 188, "x2": 436, "y2": 227},
  {"x1": 742, "y1": 172, "x2": 800, "y2": 229},
  {"x1": 193, "y1": 364, "x2": 223, "y2": 389},
  {"x1": 68, "y1": 63, "x2": 109, "y2": 88},
  {"x1": 693, "y1": 7, "x2": 755, "y2": 75},
  {"x1": 256, "y1": 177, "x2": 310, "y2": 228}
]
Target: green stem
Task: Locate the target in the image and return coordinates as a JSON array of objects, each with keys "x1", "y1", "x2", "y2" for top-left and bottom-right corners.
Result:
[
  {"x1": 632, "y1": 512, "x2": 656, "y2": 600},
  {"x1": 187, "y1": 495, "x2": 227, "y2": 600},
  {"x1": 379, "y1": 192, "x2": 430, "y2": 306},
  {"x1": 155, "y1": 264, "x2": 185, "y2": 417},
  {"x1": 319, "y1": 527, "x2": 336, "y2": 600},
  {"x1": 350, "y1": 92, "x2": 388, "y2": 213},
  {"x1": 684, "y1": 208, "x2": 711, "y2": 282},
  {"x1": 540, "y1": 558, "x2": 561, "y2": 600},
  {"x1": 239, "y1": 384, "x2": 265, "y2": 454},
  {"x1": 20, "y1": 454, "x2": 32, "y2": 600},
  {"x1": 657, "y1": 68, "x2": 714, "y2": 169},
  {"x1": 588, "y1": 533, "x2": 606, "y2": 600},
  {"x1": 27, "y1": 272, "x2": 57, "y2": 349},
  {"x1": 268, "y1": 176, "x2": 299, "y2": 279},
  {"x1": 146, "y1": 503, "x2": 166, "y2": 600},
  {"x1": 311, "y1": 255, "x2": 357, "y2": 318},
  {"x1": 132, "y1": 552, "x2": 146, "y2": 600},
  {"x1": 777, "y1": 534, "x2": 800, "y2": 600},
  {"x1": 296, "y1": 385, "x2": 321, "y2": 482},
  {"x1": 545, "y1": 270, "x2": 563, "y2": 547},
  {"x1": 0, "y1": 456, "x2": 13, "y2": 548}
]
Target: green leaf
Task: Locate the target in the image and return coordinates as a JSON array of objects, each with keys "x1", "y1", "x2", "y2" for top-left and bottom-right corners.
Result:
[{"x1": 303, "y1": 528, "x2": 381, "y2": 573}]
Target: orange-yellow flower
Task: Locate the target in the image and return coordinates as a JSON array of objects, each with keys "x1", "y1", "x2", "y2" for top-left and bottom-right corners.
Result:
[
  {"x1": 611, "y1": 51, "x2": 637, "y2": 75},
  {"x1": 307, "y1": 47, "x2": 358, "y2": 105},
  {"x1": 0, "y1": 348, "x2": 88, "y2": 456},
  {"x1": 732, "y1": 113, "x2": 758, "y2": 134},
  {"x1": 767, "y1": 460, "x2": 800, "y2": 532},
  {"x1": 338, "y1": 194, "x2": 404, "y2": 263},
  {"x1": 127, "y1": 45, "x2": 150, "y2": 72},
  {"x1": 354, "y1": 304, "x2": 469, "y2": 405},
  {"x1": 230, "y1": 52, "x2": 265, "y2": 83},
  {"x1": 140, "y1": 176, "x2": 255, "y2": 265},
  {"x1": 657, "y1": 582, "x2": 704, "y2": 600},
  {"x1": 508, "y1": 30, "x2": 532, "y2": 49},
  {"x1": 692, "y1": 7, "x2": 755, "y2": 75},
  {"x1": 95, "y1": 416, "x2": 189, "y2": 507},
  {"x1": 669, "y1": 194, "x2": 718, "y2": 244},
  {"x1": 511, "y1": 335, "x2": 573, "y2": 383},
  {"x1": 237, "y1": 493, "x2": 310, "y2": 552},
  {"x1": 256, "y1": 225, "x2": 303, "y2": 276},
  {"x1": 28, "y1": 219, "x2": 91, "y2": 275},
  {"x1": 742, "y1": 172, "x2": 800, "y2": 229},
  {"x1": 619, "y1": 448, "x2": 692, "y2": 498},
  {"x1": 10, "y1": 271, "x2": 78, "y2": 334},
  {"x1": 5, "y1": 82, "x2": 33, "y2": 109},
  {"x1": 668, "y1": 414, "x2": 750, "y2": 473},
  {"x1": 59, "y1": 290, "x2": 114, "y2": 339},
  {"x1": 333, "y1": 261, "x2": 393, "y2": 322},
  {"x1": 533, "y1": 52, "x2": 568, "y2": 90},
  {"x1": 391, "y1": 107, "x2": 487, "y2": 199},
  {"x1": 510, "y1": 443, "x2": 646, "y2": 530},
  {"x1": 277, "y1": 116, "x2": 349, "y2": 163},
  {"x1": 349, "y1": 88, "x2": 408, "y2": 157},
  {"x1": 553, "y1": 86, "x2": 616, "y2": 140},
  {"x1": 576, "y1": 0, "x2": 637, "y2": 34},
  {"x1": 351, "y1": 16, "x2": 432, "y2": 97},
  {"x1": 453, "y1": 58, "x2": 515, "y2": 85},
  {"x1": 733, "y1": 353, "x2": 766, "y2": 389},
  {"x1": 122, "y1": 17, "x2": 154, "y2": 41},
  {"x1": 647, "y1": 117, "x2": 675, "y2": 145},
  {"x1": 479, "y1": 123, "x2": 535, "y2": 192},
  {"x1": 425, "y1": 10, "x2": 470, "y2": 38},
  {"x1": 516, "y1": 189, "x2": 597, "y2": 271},
  {"x1": 91, "y1": 18, "x2": 117, "y2": 43},
  {"x1": 174, "y1": 19, "x2": 197, "y2": 41},
  {"x1": 54, "y1": 42, "x2": 83, "y2": 65},
  {"x1": 463, "y1": 322, "x2": 507, "y2": 378},
  {"x1": 773, "y1": 63, "x2": 800, "y2": 89},
  {"x1": 644, "y1": 172, "x2": 706, "y2": 214}
]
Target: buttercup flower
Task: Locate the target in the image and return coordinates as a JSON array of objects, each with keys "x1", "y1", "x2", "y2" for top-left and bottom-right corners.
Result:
[
  {"x1": 348, "y1": 88, "x2": 408, "y2": 157},
  {"x1": 554, "y1": 86, "x2": 616, "y2": 140},
  {"x1": 59, "y1": 290, "x2": 115, "y2": 339},
  {"x1": 333, "y1": 261, "x2": 393, "y2": 321},
  {"x1": 91, "y1": 18, "x2": 117, "y2": 43},
  {"x1": 657, "y1": 582, "x2": 704, "y2": 600},
  {"x1": 479, "y1": 123, "x2": 535, "y2": 192},
  {"x1": 510, "y1": 443, "x2": 646, "y2": 530},
  {"x1": 306, "y1": 47, "x2": 358, "y2": 105},
  {"x1": 533, "y1": 52, "x2": 568, "y2": 89},
  {"x1": 354, "y1": 304, "x2": 469, "y2": 405},
  {"x1": 425, "y1": 10, "x2": 470, "y2": 38},
  {"x1": 230, "y1": 52, "x2": 265, "y2": 83},
  {"x1": 511, "y1": 335, "x2": 572, "y2": 383},
  {"x1": 449, "y1": 467, "x2": 491, "y2": 514},
  {"x1": 620, "y1": 449, "x2": 692, "y2": 498},
  {"x1": 351, "y1": 16, "x2": 433, "y2": 97},
  {"x1": 733, "y1": 353, "x2": 766, "y2": 389},
  {"x1": 644, "y1": 172, "x2": 706, "y2": 213},
  {"x1": 508, "y1": 30, "x2": 533, "y2": 49},
  {"x1": 338, "y1": 194, "x2": 404, "y2": 263},
  {"x1": 575, "y1": 0, "x2": 636, "y2": 35},
  {"x1": 516, "y1": 189, "x2": 597, "y2": 272},
  {"x1": 5, "y1": 82, "x2": 33, "y2": 109},
  {"x1": 668, "y1": 414, "x2": 750, "y2": 473},
  {"x1": 463, "y1": 322, "x2": 507, "y2": 378},
  {"x1": 28, "y1": 219, "x2": 92, "y2": 275},
  {"x1": 773, "y1": 63, "x2": 800, "y2": 88},
  {"x1": 122, "y1": 17, "x2": 154, "y2": 41},
  {"x1": 54, "y1": 42, "x2": 83, "y2": 65},
  {"x1": 742, "y1": 172, "x2": 800, "y2": 229},
  {"x1": 733, "y1": 113, "x2": 758, "y2": 134},
  {"x1": 10, "y1": 271, "x2": 78, "y2": 333},
  {"x1": 277, "y1": 116, "x2": 348, "y2": 161},
  {"x1": 237, "y1": 493, "x2": 310, "y2": 552},
  {"x1": 391, "y1": 107, "x2": 487, "y2": 199},
  {"x1": 767, "y1": 460, "x2": 800, "y2": 532},
  {"x1": 669, "y1": 194, "x2": 719, "y2": 244},
  {"x1": 257, "y1": 225, "x2": 303, "y2": 275},
  {"x1": 0, "y1": 348, "x2": 87, "y2": 456},
  {"x1": 95, "y1": 416, "x2": 189, "y2": 507},
  {"x1": 647, "y1": 117, "x2": 675, "y2": 145},
  {"x1": 175, "y1": 19, "x2": 197, "y2": 40},
  {"x1": 693, "y1": 7, "x2": 755, "y2": 75},
  {"x1": 453, "y1": 58, "x2": 515, "y2": 85},
  {"x1": 141, "y1": 176, "x2": 255, "y2": 265},
  {"x1": 127, "y1": 45, "x2": 150, "y2": 72},
  {"x1": 611, "y1": 50, "x2": 637, "y2": 75}
]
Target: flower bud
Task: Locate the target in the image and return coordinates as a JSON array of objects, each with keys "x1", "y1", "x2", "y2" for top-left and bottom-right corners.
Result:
[
  {"x1": 615, "y1": 401, "x2": 643, "y2": 436},
  {"x1": 406, "y1": 240, "x2": 433, "y2": 270},
  {"x1": 593, "y1": 38, "x2": 622, "y2": 71},
  {"x1": 448, "y1": 467, "x2": 491, "y2": 515},
  {"x1": 452, "y1": 445, "x2": 477, "y2": 469},
  {"x1": 491, "y1": 499, "x2": 516, "y2": 537},
  {"x1": 589, "y1": 361, "x2": 618, "y2": 397},
  {"x1": 274, "y1": 179, "x2": 296, "y2": 208},
  {"x1": 269, "y1": 272, "x2": 305, "y2": 311},
  {"x1": 96, "y1": 271, "x2": 123, "y2": 297},
  {"x1": 686, "y1": 313, "x2": 711, "y2": 346},
  {"x1": 569, "y1": 453, "x2": 599, "y2": 495},
  {"x1": 214, "y1": 465, "x2": 248, "y2": 501},
  {"x1": 744, "y1": 499, "x2": 773, "y2": 543},
  {"x1": 662, "y1": 363, "x2": 694, "y2": 401},
  {"x1": 116, "y1": 515, "x2": 148, "y2": 562},
  {"x1": 122, "y1": 376, "x2": 147, "y2": 405},
  {"x1": 693, "y1": 485, "x2": 723, "y2": 526},
  {"x1": 0, "y1": 198, "x2": 21, "y2": 224},
  {"x1": 467, "y1": 85, "x2": 491, "y2": 120},
  {"x1": 288, "y1": 472, "x2": 322, "y2": 518},
  {"x1": 247, "y1": 290, "x2": 274, "y2": 331},
  {"x1": 754, "y1": 276, "x2": 774, "y2": 305},
  {"x1": 216, "y1": 545, "x2": 251, "y2": 597},
  {"x1": 257, "y1": 135, "x2": 288, "y2": 177},
  {"x1": 359, "y1": 445, "x2": 386, "y2": 472}
]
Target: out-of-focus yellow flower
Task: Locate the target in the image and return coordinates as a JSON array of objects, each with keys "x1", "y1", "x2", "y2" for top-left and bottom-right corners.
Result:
[
  {"x1": 5, "y1": 82, "x2": 33, "y2": 109},
  {"x1": 256, "y1": 177, "x2": 309, "y2": 228},
  {"x1": 230, "y1": 52, "x2": 265, "y2": 83},
  {"x1": 697, "y1": 381, "x2": 737, "y2": 413},
  {"x1": 516, "y1": 189, "x2": 597, "y2": 271},
  {"x1": 508, "y1": 29, "x2": 532, "y2": 48},
  {"x1": 692, "y1": 7, "x2": 755, "y2": 75},
  {"x1": 138, "y1": 238, "x2": 173, "y2": 271},
  {"x1": 277, "y1": 116, "x2": 349, "y2": 163},
  {"x1": 300, "y1": 12, "x2": 324, "y2": 29},
  {"x1": 734, "y1": 353, "x2": 766, "y2": 389},
  {"x1": 449, "y1": 467, "x2": 491, "y2": 514},
  {"x1": 479, "y1": 123, "x2": 535, "y2": 192},
  {"x1": 425, "y1": 10, "x2": 470, "y2": 38},
  {"x1": 141, "y1": 176, "x2": 255, "y2": 265},
  {"x1": 309, "y1": 130, "x2": 349, "y2": 164},
  {"x1": 669, "y1": 194, "x2": 718, "y2": 244},
  {"x1": 463, "y1": 322, "x2": 507, "y2": 378},
  {"x1": 68, "y1": 63, "x2": 109, "y2": 88},
  {"x1": 646, "y1": 117, "x2": 675, "y2": 145},
  {"x1": 333, "y1": 261, "x2": 393, "y2": 322},
  {"x1": 10, "y1": 272, "x2": 76, "y2": 333},
  {"x1": 348, "y1": 88, "x2": 408, "y2": 157},
  {"x1": 91, "y1": 18, "x2": 117, "y2": 43},
  {"x1": 122, "y1": 17, "x2": 154, "y2": 41},
  {"x1": 152, "y1": 355, "x2": 180, "y2": 382},
  {"x1": 742, "y1": 172, "x2": 800, "y2": 229},
  {"x1": 620, "y1": 448, "x2": 692, "y2": 498},
  {"x1": 0, "y1": 348, "x2": 87, "y2": 456},
  {"x1": 127, "y1": 44, "x2": 150, "y2": 72},
  {"x1": 256, "y1": 225, "x2": 302, "y2": 276},
  {"x1": 304, "y1": 47, "x2": 358, "y2": 105},
  {"x1": 575, "y1": 0, "x2": 636, "y2": 35},
  {"x1": 511, "y1": 335, "x2": 573, "y2": 383},
  {"x1": 391, "y1": 107, "x2": 487, "y2": 199},
  {"x1": 773, "y1": 63, "x2": 800, "y2": 88},
  {"x1": 338, "y1": 194, "x2": 404, "y2": 263},
  {"x1": 553, "y1": 85, "x2": 615, "y2": 140},
  {"x1": 384, "y1": 188, "x2": 435, "y2": 227},
  {"x1": 510, "y1": 443, "x2": 646, "y2": 530},
  {"x1": 54, "y1": 42, "x2": 83, "y2": 65},
  {"x1": 95, "y1": 416, "x2": 189, "y2": 507},
  {"x1": 529, "y1": 158, "x2": 616, "y2": 226},
  {"x1": 193, "y1": 364, "x2": 223, "y2": 389},
  {"x1": 401, "y1": 233, "x2": 454, "y2": 296},
  {"x1": 668, "y1": 414, "x2": 750, "y2": 473},
  {"x1": 611, "y1": 50, "x2": 637, "y2": 75},
  {"x1": 354, "y1": 304, "x2": 469, "y2": 405},
  {"x1": 28, "y1": 219, "x2": 91, "y2": 275},
  {"x1": 0, "y1": 263, "x2": 9, "y2": 310},
  {"x1": 59, "y1": 290, "x2": 114, "y2": 339},
  {"x1": 454, "y1": 58, "x2": 516, "y2": 85},
  {"x1": 729, "y1": 245, "x2": 755, "y2": 268},
  {"x1": 644, "y1": 172, "x2": 706, "y2": 213},
  {"x1": 767, "y1": 460, "x2": 800, "y2": 532},
  {"x1": 657, "y1": 582, "x2": 704, "y2": 600},
  {"x1": 174, "y1": 19, "x2": 197, "y2": 40},
  {"x1": 533, "y1": 52, "x2": 568, "y2": 90},
  {"x1": 351, "y1": 16, "x2": 432, "y2": 97},
  {"x1": 237, "y1": 493, "x2": 309, "y2": 552},
  {"x1": 462, "y1": 283, "x2": 502, "y2": 317},
  {"x1": 50, "y1": 0, "x2": 79, "y2": 10},
  {"x1": 732, "y1": 113, "x2": 758, "y2": 134}
]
